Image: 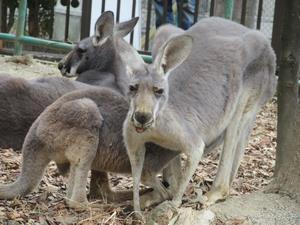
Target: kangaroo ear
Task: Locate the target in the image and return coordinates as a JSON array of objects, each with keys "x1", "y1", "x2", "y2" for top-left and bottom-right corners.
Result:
[
  {"x1": 154, "y1": 35, "x2": 193, "y2": 76},
  {"x1": 114, "y1": 17, "x2": 139, "y2": 38},
  {"x1": 93, "y1": 11, "x2": 115, "y2": 46},
  {"x1": 116, "y1": 38, "x2": 145, "y2": 75}
]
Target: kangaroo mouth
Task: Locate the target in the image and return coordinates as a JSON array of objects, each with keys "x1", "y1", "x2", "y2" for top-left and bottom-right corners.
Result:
[
  {"x1": 132, "y1": 118, "x2": 154, "y2": 133},
  {"x1": 135, "y1": 127, "x2": 146, "y2": 133}
]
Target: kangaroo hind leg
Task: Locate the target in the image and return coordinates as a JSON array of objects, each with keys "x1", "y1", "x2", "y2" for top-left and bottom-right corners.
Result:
[
  {"x1": 55, "y1": 98, "x2": 102, "y2": 208},
  {"x1": 205, "y1": 97, "x2": 260, "y2": 206}
]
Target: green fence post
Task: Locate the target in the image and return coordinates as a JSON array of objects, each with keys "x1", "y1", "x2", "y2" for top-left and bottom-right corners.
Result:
[
  {"x1": 224, "y1": 0, "x2": 234, "y2": 19},
  {"x1": 15, "y1": 0, "x2": 27, "y2": 55}
]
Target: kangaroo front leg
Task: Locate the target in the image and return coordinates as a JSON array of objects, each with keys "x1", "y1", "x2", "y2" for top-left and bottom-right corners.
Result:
[
  {"x1": 66, "y1": 165, "x2": 76, "y2": 199},
  {"x1": 127, "y1": 143, "x2": 146, "y2": 215},
  {"x1": 172, "y1": 141, "x2": 205, "y2": 207},
  {"x1": 68, "y1": 163, "x2": 91, "y2": 208}
]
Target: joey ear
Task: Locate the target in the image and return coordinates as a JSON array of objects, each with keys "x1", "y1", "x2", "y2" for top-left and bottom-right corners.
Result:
[
  {"x1": 114, "y1": 17, "x2": 139, "y2": 37},
  {"x1": 116, "y1": 38, "x2": 145, "y2": 75},
  {"x1": 93, "y1": 11, "x2": 115, "y2": 46},
  {"x1": 154, "y1": 35, "x2": 193, "y2": 75}
]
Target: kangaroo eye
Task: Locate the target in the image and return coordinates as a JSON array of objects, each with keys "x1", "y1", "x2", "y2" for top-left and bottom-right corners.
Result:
[
  {"x1": 129, "y1": 85, "x2": 138, "y2": 92},
  {"x1": 154, "y1": 88, "x2": 164, "y2": 95}
]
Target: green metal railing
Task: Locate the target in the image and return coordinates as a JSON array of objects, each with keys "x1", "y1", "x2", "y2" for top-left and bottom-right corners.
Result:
[
  {"x1": 224, "y1": 0, "x2": 234, "y2": 19},
  {"x1": 0, "y1": 0, "x2": 152, "y2": 63},
  {"x1": 0, "y1": 0, "x2": 234, "y2": 63},
  {"x1": 14, "y1": 0, "x2": 27, "y2": 55}
]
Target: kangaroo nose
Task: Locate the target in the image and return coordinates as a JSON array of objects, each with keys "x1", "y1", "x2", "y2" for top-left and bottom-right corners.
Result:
[
  {"x1": 58, "y1": 62, "x2": 64, "y2": 70},
  {"x1": 134, "y1": 112, "x2": 152, "y2": 125}
]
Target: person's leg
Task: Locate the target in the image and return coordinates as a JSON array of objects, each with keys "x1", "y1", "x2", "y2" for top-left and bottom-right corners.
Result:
[
  {"x1": 154, "y1": 0, "x2": 174, "y2": 27},
  {"x1": 177, "y1": 0, "x2": 195, "y2": 29}
]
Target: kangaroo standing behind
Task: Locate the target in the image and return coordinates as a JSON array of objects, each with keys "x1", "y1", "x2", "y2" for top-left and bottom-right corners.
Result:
[
  {"x1": 118, "y1": 17, "x2": 277, "y2": 213},
  {"x1": 0, "y1": 12, "x2": 138, "y2": 151},
  {"x1": 0, "y1": 87, "x2": 179, "y2": 208},
  {"x1": 0, "y1": 12, "x2": 143, "y2": 201},
  {"x1": 0, "y1": 75, "x2": 92, "y2": 150}
]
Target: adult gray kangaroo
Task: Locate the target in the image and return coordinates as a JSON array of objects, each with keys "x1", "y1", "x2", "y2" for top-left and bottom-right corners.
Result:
[
  {"x1": 0, "y1": 87, "x2": 179, "y2": 209},
  {"x1": 118, "y1": 17, "x2": 277, "y2": 213}
]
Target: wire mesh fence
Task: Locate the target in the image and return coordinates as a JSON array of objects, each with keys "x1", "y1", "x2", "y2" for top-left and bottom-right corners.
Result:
[
  {"x1": 260, "y1": 0, "x2": 275, "y2": 39},
  {"x1": 0, "y1": 0, "x2": 276, "y2": 56}
]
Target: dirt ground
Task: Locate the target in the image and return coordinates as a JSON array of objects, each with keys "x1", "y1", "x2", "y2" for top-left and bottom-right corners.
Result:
[
  {"x1": 0, "y1": 56, "x2": 279, "y2": 224},
  {"x1": 0, "y1": 55, "x2": 59, "y2": 79}
]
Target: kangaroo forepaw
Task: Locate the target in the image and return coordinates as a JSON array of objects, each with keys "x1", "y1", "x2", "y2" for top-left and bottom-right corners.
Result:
[
  {"x1": 65, "y1": 198, "x2": 89, "y2": 210},
  {"x1": 204, "y1": 187, "x2": 229, "y2": 207}
]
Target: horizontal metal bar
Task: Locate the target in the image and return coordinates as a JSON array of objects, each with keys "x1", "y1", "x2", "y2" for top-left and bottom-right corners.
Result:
[
  {"x1": 0, "y1": 33, "x2": 73, "y2": 50},
  {"x1": 0, "y1": 33, "x2": 152, "y2": 63},
  {"x1": 141, "y1": 54, "x2": 152, "y2": 63},
  {"x1": 21, "y1": 36, "x2": 73, "y2": 50},
  {"x1": 0, "y1": 33, "x2": 16, "y2": 41}
]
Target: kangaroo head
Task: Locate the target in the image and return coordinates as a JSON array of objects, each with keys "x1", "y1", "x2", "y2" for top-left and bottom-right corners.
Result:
[
  {"x1": 58, "y1": 11, "x2": 139, "y2": 77},
  {"x1": 118, "y1": 35, "x2": 193, "y2": 133}
]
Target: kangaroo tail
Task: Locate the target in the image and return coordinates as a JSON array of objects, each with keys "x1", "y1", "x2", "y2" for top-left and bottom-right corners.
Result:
[{"x1": 0, "y1": 123, "x2": 50, "y2": 199}]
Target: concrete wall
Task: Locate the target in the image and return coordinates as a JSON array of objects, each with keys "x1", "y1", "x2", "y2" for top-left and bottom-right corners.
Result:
[
  {"x1": 53, "y1": 0, "x2": 82, "y2": 42},
  {"x1": 90, "y1": 0, "x2": 141, "y2": 48}
]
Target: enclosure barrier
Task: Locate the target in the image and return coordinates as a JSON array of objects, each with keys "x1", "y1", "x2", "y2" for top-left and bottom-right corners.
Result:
[
  {"x1": 225, "y1": 0, "x2": 234, "y2": 19},
  {"x1": 0, "y1": 32, "x2": 153, "y2": 63},
  {"x1": 0, "y1": 0, "x2": 240, "y2": 63},
  {"x1": 0, "y1": 0, "x2": 152, "y2": 63},
  {"x1": 0, "y1": 0, "x2": 236, "y2": 63}
]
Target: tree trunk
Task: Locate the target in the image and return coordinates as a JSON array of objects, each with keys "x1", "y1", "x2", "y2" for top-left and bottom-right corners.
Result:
[
  {"x1": 7, "y1": 5, "x2": 16, "y2": 32},
  {"x1": 28, "y1": 1, "x2": 40, "y2": 37},
  {"x1": 1, "y1": 1, "x2": 7, "y2": 32},
  {"x1": 0, "y1": 0, "x2": 2, "y2": 32},
  {"x1": 48, "y1": 0, "x2": 55, "y2": 39},
  {"x1": 245, "y1": 0, "x2": 258, "y2": 28},
  {"x1": 267, "y1": 0, "x2": 300, "y2": 203}
]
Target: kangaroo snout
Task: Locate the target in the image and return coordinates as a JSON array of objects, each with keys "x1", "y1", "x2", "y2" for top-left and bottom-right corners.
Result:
[
  {"x1": 134, "y1": 112, "x2": 152, "y2": 126},
  {"x1": 58, "y1": 62, "x2": 72, "y2": 77}
]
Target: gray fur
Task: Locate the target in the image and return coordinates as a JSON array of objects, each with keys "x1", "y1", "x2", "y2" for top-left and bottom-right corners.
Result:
[
  {"x1": 151, "y1": 24, "x2": 184, "y2": 60},
  {"x1": 0, "y1": 74, "x2": 90, "y2": 150},
  {"x1": 0, "y1": 88, "x2": 178, "y2": 207},
  {"x1": 119, "y1": 17, "x2": 277, "y2": 212}
]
